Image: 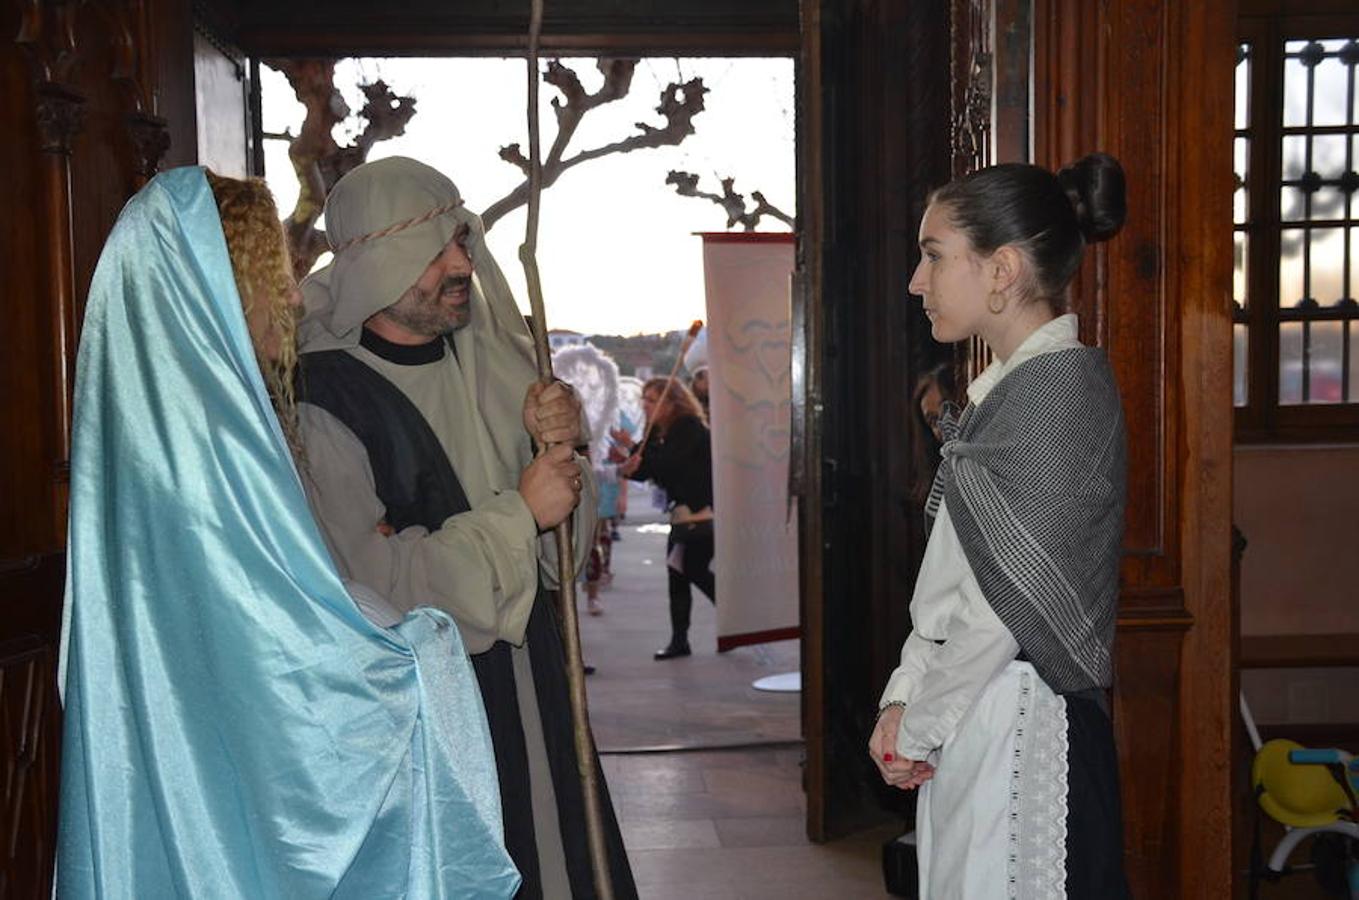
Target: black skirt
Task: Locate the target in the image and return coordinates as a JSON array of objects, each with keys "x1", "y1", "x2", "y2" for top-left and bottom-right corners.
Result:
[{"x1": 1062, "y1": 692, "x2": 1132, "y2": 899}]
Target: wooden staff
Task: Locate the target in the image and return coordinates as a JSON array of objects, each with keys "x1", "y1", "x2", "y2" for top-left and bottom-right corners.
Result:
[
  {"x1": 516, "y1": 2, "x2": 615, "y2": 898},
  {"x1": 635, "y1": 320, "x2": 705, "y2": 457}
]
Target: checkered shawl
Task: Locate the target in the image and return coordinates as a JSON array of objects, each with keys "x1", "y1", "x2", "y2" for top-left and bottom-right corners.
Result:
[{"x1": 926, "y1": 348, "x2": 1127, "y2": 693}]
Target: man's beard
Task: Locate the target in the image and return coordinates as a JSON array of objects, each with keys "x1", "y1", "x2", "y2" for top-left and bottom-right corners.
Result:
[{"x1": 382, "y1": 275, "x2": 473, "y2": 336}]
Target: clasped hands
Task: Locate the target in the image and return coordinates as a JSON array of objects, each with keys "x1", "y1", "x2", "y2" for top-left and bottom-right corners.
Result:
[
  {"x1": 519, "y1": 381, "x2": 586, "y2": 530},
  {"x1": 867, "y1": 705, "x2": 936, "y2": 791}
]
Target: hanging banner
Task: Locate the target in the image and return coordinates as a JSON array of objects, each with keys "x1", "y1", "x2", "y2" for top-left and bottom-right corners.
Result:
[{"x1": 699, "y1": 233, "x2": 800, "y2": 651}]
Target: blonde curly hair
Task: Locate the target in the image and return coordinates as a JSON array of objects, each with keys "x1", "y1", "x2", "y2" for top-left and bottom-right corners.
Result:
[{"x1": 205, "y1": 170, "x2": 301, "y2": 454}]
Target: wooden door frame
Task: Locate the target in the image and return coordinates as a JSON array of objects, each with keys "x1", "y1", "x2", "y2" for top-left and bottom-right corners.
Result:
[
  {"x1": 795, "y1": 0, "x2": 829, "y2": 840},
  {"x1": 796, "y1": 0, "x2": 956, "y2": 842}
]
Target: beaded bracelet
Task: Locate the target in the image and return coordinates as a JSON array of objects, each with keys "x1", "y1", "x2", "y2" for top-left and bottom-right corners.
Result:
[{"x1": 876, "y1": 700, "x2": 907, "y2": 721}]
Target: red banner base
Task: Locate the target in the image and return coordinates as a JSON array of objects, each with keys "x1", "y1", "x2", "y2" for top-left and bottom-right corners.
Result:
[{"x1": 717, "y1": 626, "x2": 802, "y2": 653}]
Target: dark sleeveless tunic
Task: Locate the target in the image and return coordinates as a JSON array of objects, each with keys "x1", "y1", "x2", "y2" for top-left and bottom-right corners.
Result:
[{"x1": 298, "y1": 344, "x2": 636, "y2": 900}]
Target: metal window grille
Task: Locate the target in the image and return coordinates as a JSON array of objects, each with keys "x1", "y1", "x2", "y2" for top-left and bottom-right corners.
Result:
[{"x1": 1235, "y1": 27, "x2": 1359, "y2": 433}]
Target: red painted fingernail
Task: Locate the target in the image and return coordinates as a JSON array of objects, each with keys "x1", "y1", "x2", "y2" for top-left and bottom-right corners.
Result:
[{"x1": 883, "y1": 753, "x2": 894, "y2": 762}]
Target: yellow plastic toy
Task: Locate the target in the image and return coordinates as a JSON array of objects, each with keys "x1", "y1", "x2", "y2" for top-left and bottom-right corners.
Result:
[
  {"x1": 1254, "y1": 738, "x2": 1354, "y2": 828},
  {"x1": 1242, "y1": 693, "x2": 1359, "y2": 899}
]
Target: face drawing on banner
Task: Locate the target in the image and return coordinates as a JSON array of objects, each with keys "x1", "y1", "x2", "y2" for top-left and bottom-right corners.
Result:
[{"x1": 719, "y1": 316, "x2": 792, "y2": 469}]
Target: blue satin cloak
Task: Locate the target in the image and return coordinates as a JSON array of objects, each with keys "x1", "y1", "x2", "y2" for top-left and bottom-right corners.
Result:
[{"x1": 57, "y1": 167, "x2": 520, "y2": 899}]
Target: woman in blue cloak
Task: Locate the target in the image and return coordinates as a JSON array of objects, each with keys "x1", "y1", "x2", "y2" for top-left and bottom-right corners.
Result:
[{"x1": 56, "y1": 167, "x2": 520, "y2": 899}]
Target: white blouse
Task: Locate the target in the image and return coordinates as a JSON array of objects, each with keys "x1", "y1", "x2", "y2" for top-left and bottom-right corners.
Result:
[{"x1": 880, "y1": 314, "x2": 1083, "y2": 761}]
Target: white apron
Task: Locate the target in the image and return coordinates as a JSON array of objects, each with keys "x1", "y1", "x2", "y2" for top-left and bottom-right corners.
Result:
[{"x1": 917, "y1": 660, "x2": 1071, "y2": 900}]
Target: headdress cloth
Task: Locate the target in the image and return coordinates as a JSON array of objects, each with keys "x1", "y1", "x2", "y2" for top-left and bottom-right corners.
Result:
[{"x1": 300, "y1": 156, "x2": 538, "y2": 492}]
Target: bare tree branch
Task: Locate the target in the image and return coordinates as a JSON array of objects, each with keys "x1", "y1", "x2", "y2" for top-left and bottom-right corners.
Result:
[
  {"x1": 265, "y1": 60, "x2": 417, "y2": 279},
  {"x1": 499, "y1": 143, "x2": 531, "y2": 175},
  {"x1": 480, "y1": 60, "x2": 704, "y2": 232},
  {"x1": 750, "y1": 191, "x2": 795, "y2": 228},
  {"x1": 354, "y1": 79, "x2": 417, "y2": 154},
  {"x1": 666, "y1": 171, "x2": 794, "y2": 231},
  {"x1": 268, "y1": 56, "x2": 709, "y2": 259},
  {"x1": 562, "y1": 79, "x2": 707, "y2": 168},
  {"x1": 265, "y1": 58, "x2": 342, "y2": 279}
]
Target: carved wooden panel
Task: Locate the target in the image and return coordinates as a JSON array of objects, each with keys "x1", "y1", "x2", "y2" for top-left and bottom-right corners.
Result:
[
  {"x1": 1112, "y1": 626, "x2": 1184, "y2": 899},
  {"x1": 0, "y1": 639, "x2": 61, "y2": 900},
  {"x1": 3, "y1": 0, "x2": 198, "y2": 895},
  {"x1": 1, "y1": 13, "x2": 61, "y2": 557},
  {"x1": 950, "y1": 0, "x2": 992, "y2": 177},
  {"x1": 5, "y1": 0, "x2": 178, "y2": 556},
  {"x1": 1101, "y1": 0, "x2": 1178, "y2": 576},
  {"x1": 1038, "y1": 0, "x2": 1178, "y2": 575},
  {"x1": 15, "y1": 0, "x2": 85, "y2": 550},
  {"x1": 1040, "y1": 0, "x2": 1233, "y2": 632},
  {"x1": 0, "y1": 552, "x2": 64, "y2": 900}
]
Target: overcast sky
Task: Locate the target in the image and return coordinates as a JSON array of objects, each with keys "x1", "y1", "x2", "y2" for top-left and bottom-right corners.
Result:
[{"x1": 260, "y1": 57, "x2": 795, "y2": 336}]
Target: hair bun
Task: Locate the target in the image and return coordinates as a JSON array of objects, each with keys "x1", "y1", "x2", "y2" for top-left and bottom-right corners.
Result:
[{"x1": 1056, "y1": 152, "x2": 1126, "y2": 243}]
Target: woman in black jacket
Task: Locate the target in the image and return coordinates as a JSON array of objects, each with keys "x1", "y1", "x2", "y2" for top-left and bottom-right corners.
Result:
[{"x1": 612, "y1": 376, "x2": 715, "y2": 659}]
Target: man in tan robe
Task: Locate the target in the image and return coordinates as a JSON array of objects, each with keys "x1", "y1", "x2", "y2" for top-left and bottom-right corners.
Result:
[{"x1": 296, "y1": 156, "x2": 637, "y2": 899}]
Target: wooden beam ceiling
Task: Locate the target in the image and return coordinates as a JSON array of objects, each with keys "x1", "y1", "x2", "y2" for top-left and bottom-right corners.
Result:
[{"x1": 201, "y1": 0, "x2": 800, "y2": 57}]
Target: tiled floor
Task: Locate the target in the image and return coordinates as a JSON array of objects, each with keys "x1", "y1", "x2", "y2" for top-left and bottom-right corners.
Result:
[
  {"x1": 580, "y1": 499, "x2": 801, "y2": 752},
  {"x1": 579, "y1": 486, "x2": 903, "y2": 898},
  {"x1": 603, "y1": 748, "x2": 900, "y2": 899}
]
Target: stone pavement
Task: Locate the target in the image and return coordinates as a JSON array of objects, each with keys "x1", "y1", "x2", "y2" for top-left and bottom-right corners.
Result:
[
  {"x1": 578, "y1": 482, "x2": 901, "y2": 898},
  {"x1": 578, "y1": 483, "x2": 801, "y2": 752}
]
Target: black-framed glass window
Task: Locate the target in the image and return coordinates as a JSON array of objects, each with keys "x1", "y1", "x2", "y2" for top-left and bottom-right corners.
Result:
[
  {"x1": 1234, "y1": 43, "x2": 1252, "y2": 408},
  {"x1": 1277, "y1": 39, "x2": 1358, "y2": 405},
  {"x1": 1235, "y1": 23, "x2": 1359, "y2": 439}
]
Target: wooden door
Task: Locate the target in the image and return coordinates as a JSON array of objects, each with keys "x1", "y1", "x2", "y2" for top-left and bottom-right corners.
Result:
[
  {"x1": 796, "y1": 0, "x2": 954, "y2": 840},
  {"x1": 2, "y1": 1, "x2": 193, "y2": 895}
]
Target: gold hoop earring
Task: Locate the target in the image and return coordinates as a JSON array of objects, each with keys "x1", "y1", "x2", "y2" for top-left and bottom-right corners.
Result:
[{"x1": 987, "y1": 291, "x2": 1008, "y2": 315}]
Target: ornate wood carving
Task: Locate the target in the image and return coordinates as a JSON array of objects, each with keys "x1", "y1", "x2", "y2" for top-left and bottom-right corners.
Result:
[
  {"x1": 950, "y1": 0, "x2": 992, "y2": 178},
  {"x1": 127, "y1": 109, "x2": 171, "y2": 181},
  {"x1": 949, "y1": 1, "x2": 995, "y2": 382},
  {"x1": 953, "y1": 54, "x2": 991, "y2": 177},
  {"x1": 15, "y1": 0, "x2": 80, "y2": 85},
  {"x1": 101, "y1": 0, "x2": 172, "y2": 183},
  {"x1": 33, "y1": 81, "x2": 85, "y2": 153},
  {"x1": 16, "y1": 0, "x2": 87, "y2": 523}
]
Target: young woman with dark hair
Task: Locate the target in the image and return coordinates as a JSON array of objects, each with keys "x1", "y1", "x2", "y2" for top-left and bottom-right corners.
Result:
[{"x1": 868, "y1": 153, "x2": 1132, "y2": 899}]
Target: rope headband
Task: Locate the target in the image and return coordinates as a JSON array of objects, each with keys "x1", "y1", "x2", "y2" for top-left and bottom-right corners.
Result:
[{"x1": 330, "y1": 199, "x2": 465, "y2": 255}]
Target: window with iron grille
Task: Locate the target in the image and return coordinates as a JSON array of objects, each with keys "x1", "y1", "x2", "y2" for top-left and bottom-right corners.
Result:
[{"x1": 1235, "y1": 20, "x2": 1359, "y2": 441}]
